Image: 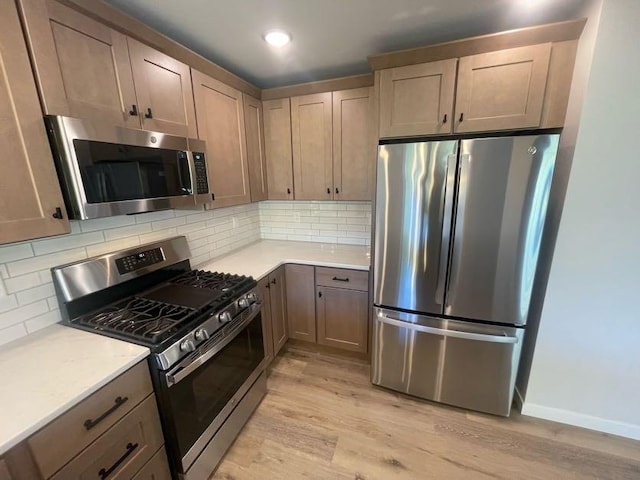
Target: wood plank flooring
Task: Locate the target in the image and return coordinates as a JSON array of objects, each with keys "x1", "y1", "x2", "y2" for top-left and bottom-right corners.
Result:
[{"x1": 212, "y1": 343, "x2": 640, "y2": 480}]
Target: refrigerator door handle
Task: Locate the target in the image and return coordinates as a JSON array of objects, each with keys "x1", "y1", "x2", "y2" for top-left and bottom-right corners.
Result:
[
  {"x1": 377, "y1": 313, "x2": 519, "y2": 344},
  {"x1": 435, "y1": 153, "x2": 458, "y2": 305},
  {"x1": 445, "y1": 153, "x2": 471, "y2": 311}
]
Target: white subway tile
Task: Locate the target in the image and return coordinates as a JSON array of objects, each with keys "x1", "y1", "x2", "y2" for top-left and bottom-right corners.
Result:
[
  {"x1": 38, "y1": 270, "x2": 53, "y2": 284},
  {"x1": 4, "y1": 273, "x2": 42, "y2": 294},
  {"x1": 311, "y1": 236, "x2": 339, "y2": 243},
  {"x1": 17, "y1": 283, "x2": 56, "y2": 306},
  {"x1": 0, "y1": 265, "x2": 8, "y2": 280},
  {"x1": 138, "y1": 228, "x2": 178, "y2": 244},
  {"x1": 0, "y1": 323, "x2": 27, "y2": 347},
  {"x1": 80, "y1": 216, "x2": 136, "y2": 232},
  {"x1": 104, "y1": 223, "x2": 152, "y2": 241},
  {"x1": 0, "y1": 295, "x2": 18, "y2": 314},
  {"x1": 134, "y1": 210, "x2": 175, "y2": 224},
  {"x1": 177, "y1": 222, "x2": 207, "y2": 235},
  {"x1": 0, "y1": 243, "x2": 33, "y2": 264},
  {"x1": 7, "y1": 248, "x2": 87, "y2": 277},
  {"x1": 152, "y1": 216, "x2": 186, "y2": 231},
  {"x1": 0, "y1": 300, "x2": 48, "y2": 329},
  {"x1": 69, "y1": 221, "x2": 82, "y2": 234},
  {"x1": 86, "y1": 237, "x2": 140, "y2": 257},
  {"x1": 47, "y1": 296, "x2": 60, "y2": 311},
  {"x1": 32, "y1": 231, "x2": 104, "y2": 256},
  {"x1": 25, "y1": 309, "x2": 62, "y2": 334},
  {"x1": 191, "y1": 253, "x2": 211, "y2": 267},
  {"x1": 346, "y1": 217, "x2": 370, "y2": 225},
  {"x1": 346, "y1": 203, "x2": 372, "y2": 211}
]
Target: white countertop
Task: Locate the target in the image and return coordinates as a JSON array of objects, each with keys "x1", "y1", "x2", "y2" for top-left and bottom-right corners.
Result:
[
  {"x1": 0, "y1": 324, "x2": 149, "y2": 455},
  {"x1": 198, "y1": 240, "x2": 371, "y2": 279}
]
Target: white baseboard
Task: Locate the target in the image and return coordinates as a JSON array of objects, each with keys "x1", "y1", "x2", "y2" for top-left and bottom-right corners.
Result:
[{"x1": 521, "y1": 402, "x2": 640, "y2": 441}]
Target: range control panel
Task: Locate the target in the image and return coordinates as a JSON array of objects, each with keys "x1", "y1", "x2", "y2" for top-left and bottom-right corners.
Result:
[
  {"x1": 193, "y1": 152, "x2": 209, "y2": 195},
  {"x1": 116, "y1": 247, "x2": 164, "y2": 274}
]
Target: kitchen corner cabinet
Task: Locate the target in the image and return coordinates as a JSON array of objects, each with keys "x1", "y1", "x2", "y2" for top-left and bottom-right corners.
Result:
[
  {"x1": 243, "y1": 94, "x2": 269, "y2": 202},
  {"x1": 19, "y1": 0, "x2": 197, "y2": 137},
  {"x1": 333, "y1": 87, "x2": 376, "y2": 200},
  {"x1": 0, "y1": 0, "x2": 70, "y2": 245},
  {"x1": 263, "y1": 98, "x2": 294, "y2": 200},
  {"x1": 260, "y1": 267, "x2": 288, "y2": 362},
  {"x1": 379, "y1": 59, "x2": 457, "y2": 138},
  {"x1": 291, "y1": 93, "x2": 333, "y2": 200},
  {"x1": 285, "y1": 264, "x2": 317, "y2": 342},
  {"x1": 192, "y1": 70, "x2": 251, "y2": 208}
]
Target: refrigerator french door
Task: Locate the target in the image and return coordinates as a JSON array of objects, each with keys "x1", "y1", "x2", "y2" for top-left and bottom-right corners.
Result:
[{"x1": 372, "y1": 134, "x2": 559, "y2": 415}]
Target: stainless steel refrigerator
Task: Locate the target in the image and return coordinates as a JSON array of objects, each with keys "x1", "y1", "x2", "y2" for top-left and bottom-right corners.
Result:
[{"x1": 372, "y1": 134, "x2": 559, "y2": 416}]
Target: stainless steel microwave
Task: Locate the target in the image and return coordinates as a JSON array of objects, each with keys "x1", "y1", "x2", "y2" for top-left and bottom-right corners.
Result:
[{"x1": 45, "y1": 115, "x2": 211, "y2": 220}]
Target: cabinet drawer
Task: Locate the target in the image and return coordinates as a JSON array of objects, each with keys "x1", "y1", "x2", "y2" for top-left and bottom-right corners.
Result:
[
  {"x1": 132, "y1": 447, "x2": 170, "y2": 480},
  {"x1": 29, "y1": 361, "x2": 153, "y2": 479},
  {"x1": 315, "y1": 267, "x2": 369, "y2": 291},
  {"x1": 50, "y1": 395, "x2": 163, "y2": 480}
]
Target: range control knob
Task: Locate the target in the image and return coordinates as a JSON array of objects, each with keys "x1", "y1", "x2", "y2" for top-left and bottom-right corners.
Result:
[
  {"x1": 180, "y1": 339, "x2": 195, "y2": 352},
  {"x1": 218, "y1": 311, "x2": 232, "y2": 323},
  {"x1": 194, "y1": 328, "x2": 209, "y2": 342},
  {"x1": 237, "y1": 296, "x2": 250, "y2": 308},
  {"x1": 246, "y1": 293, "x2": 258, "y2": 304}
]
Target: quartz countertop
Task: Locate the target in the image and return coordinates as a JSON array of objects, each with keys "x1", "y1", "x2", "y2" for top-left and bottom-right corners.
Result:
[
  {"x1": 198, "y1": 240, "x2": 371, "y2": 279},
  {"x1": 0, "y1": 324, "x2": 149, "y2": 455}
]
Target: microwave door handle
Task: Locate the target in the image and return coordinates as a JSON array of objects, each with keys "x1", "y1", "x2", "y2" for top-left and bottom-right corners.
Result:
[
  {"x1": 179, "y1": 152, "x2": 193, "y2": 194},
  {"x1": 165, "y1": 303, "x2": 262, "y2": 386}
]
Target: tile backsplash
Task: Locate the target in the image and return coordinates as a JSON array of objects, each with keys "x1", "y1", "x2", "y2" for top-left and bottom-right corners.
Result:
[{"x1": 0, "y1": 200, "x2": 372, "y2": 346}]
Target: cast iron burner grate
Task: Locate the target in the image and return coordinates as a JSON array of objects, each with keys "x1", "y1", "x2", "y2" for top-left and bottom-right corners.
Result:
[
  {"x1": 76, "y1": 296, "x2": 198, "y2": 344},
  {"x1": 171, "y1": 270, "x2": 252, "y2": 293}
]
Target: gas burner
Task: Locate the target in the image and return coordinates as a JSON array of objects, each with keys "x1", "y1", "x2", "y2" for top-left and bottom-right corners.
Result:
[
  {"x1": 77, "y1": 297, "x2": 198, "y2": 344},
  {"x1": 171, "y1": 270, "x2": 252, "y2": 294}
]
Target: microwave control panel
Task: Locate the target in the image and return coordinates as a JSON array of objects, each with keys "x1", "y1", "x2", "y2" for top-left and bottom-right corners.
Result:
[
  {"x1": 193, "y1": 152, "x2": 209, "y2": 195},
  {"x1": 116, "y1": 247, "x2": 165, "y2": 274}
]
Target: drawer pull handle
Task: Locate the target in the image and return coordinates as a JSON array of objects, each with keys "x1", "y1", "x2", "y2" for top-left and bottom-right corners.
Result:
[
  {"x1": 332, "y1": 276, "x2": 349, "y2": 282},
  {"x1": 83, "y1": 396, "x2": 129, "y2": 430},
  {"x1": 98, "y1": 442, "x2": 138, "y2": 480}
]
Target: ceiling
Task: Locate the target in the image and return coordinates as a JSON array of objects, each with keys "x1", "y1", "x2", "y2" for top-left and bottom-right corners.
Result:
[{"x1": 103, "y1": 0, "x2": 587, "y2": 89}]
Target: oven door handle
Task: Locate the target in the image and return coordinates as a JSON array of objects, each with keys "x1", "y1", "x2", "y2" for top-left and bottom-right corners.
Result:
[{"x1": 165, "y1": 303, "x2": 262, "y2": 387}]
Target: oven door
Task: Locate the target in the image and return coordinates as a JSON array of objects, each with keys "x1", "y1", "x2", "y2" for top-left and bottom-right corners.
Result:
[{"x1": 163, "y1": 304, "x2": 265, "y2": 473}]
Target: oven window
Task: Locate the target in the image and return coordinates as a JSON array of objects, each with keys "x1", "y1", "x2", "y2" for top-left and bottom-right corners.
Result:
[
  {"x1": 74, "y1": 139, "x2": 192, "y2": 203},
  {"x1": 167, "y1": 313, "x2": 264, "y2": 458}
]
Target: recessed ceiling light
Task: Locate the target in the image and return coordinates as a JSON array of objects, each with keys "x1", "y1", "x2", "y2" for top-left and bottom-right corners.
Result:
[{"x1": 264, "y1": 30, "x2": 291, "y2": 47}]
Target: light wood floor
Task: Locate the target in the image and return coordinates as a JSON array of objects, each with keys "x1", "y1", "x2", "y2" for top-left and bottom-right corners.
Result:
[{"x1": 212, "y1": 343, "x2": 640, "y2": 479}]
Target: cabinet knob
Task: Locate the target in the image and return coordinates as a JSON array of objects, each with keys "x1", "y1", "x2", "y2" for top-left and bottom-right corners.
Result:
[
  {"x1": 318, "y1": 291, "x2": 322, "y2": 298},
  {"x1": 327, "y1": 187, "x2": 331, "y2": 195},
  {"x1": 52, "y1": 207, "x2": 64, "y2": 220},
  {"x1": 271, "y1": 278, "x2": 276, "y2": 285},
  {"x1": 287, "y1": 187, "x2": 291, "y2": 195},
  {"x1": 459, "y1": 113, "x2": 464, "y2": 122},
  {"x1": 442, "y1": 113, "x2": 447, "y2": 124},
  {"x1": 144, "y1": 107, "x2": 153, "y2": 119},
  {"x1": 335, "y1": 187, "x2": 339, "y2": 194},
  {"x1": 128, "y1": 105, "x2": 138, "y2": 116}
]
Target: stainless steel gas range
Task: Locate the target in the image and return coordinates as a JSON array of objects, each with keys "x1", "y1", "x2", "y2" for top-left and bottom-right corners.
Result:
[{"x1": 51, "y1": 236, "x2": 266, "y2": 479}]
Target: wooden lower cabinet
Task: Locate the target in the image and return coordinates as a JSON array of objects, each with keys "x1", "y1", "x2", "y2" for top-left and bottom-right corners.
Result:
[
  {"x1": 131, "y1": 448, "x2": 171, "y2": 480},
  {"x1": 260, "y1": 266, "x2": 288, "y2": 363},
  {"x1": 285, "y1": 265, "x2": 317, "y2": 343},
  {"x1": 316, "y1": 286, "x2": 368, "y2": 353}
]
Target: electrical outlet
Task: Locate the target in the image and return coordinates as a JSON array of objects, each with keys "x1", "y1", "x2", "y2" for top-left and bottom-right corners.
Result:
[{"x1": 293, "y1": 211, "x2": 301, "y2": 222}]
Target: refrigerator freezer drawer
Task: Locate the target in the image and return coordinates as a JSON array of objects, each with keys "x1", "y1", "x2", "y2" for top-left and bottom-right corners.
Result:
[{"x1": 371, "y1": 307, "x2": 524, "y2": 416}]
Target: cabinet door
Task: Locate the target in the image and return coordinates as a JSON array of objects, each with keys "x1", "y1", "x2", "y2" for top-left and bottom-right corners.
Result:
[
  {"x1": 455, "y1": 44, "x2": 551, "y2": 133},
  {"x1": 379, "y1": 59, "x2": 456, "y2": 138},
  {"x1": 0, "y1": 0, "x2": 70, "y2": 245},
  {"x1": 18, "y1": 0, "x2": 139, "y2": 128},
  {"x1": 243, "y1": 94, "x2": 268, "y2": 201},
  {"x1": 269, "y1": 268, "x2": 288, "y2": 356},
  {"x1": 285, "y1": 264, "x2": 316, "y2": 342},
  {"x1": 263, "y1": 98, "x2": 294, "y2": 200},
  {"x1": 128, "y1": 38, "x2": 197, "y2": 138},
  {"x1": 291, "y1": 93, "x2": 333, "y2": 200},
  {"x1": 317, "y1": 286, "x2": 368, "y2": 353},
  {"x1": 192, "y1": 70, "x2": 251, "y2": 208},
  {"x1": 333, "y1": 88, "x2": 376, "y2": 201},
  {"x1": 259, "y1": 276, "x2": 274, "y2": 363}
]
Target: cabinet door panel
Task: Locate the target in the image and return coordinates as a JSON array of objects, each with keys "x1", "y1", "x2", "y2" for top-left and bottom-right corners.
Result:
[
  {"x1": 285, "y1": 264, "x2": 316, "y2": 342},
  {"x1": 270, "y1": 268, "x2": 288, "y2": 356},
  {"x1": 333, "y1": 88, "x2": 376, "y2": 201},
  {"x1": 243, "y1": 94, "x2": 268, "y2": 201},
  {"x1": 18, "y1": 0, "x2": 138, "y2": 128},
  {"x1": 291, "y1": 93, "x2": 333, "y2": 200},
  {"x1": 317, "y1": 286, "x2": 368, "y2": 353},
  {"x1": 0, "y1": 0, "x2": 70, "y2": 244},
  {"x1": 263, "y1": 99, "x2": 294, "y2": 200},
  {"x1": 128, "y1": 39, "x2": 197, "y2": 138},
  {"x1": 192, "y1": 70, "x2": 251, "y2": 208},
  {"x1": 379, "y1": 59, "x2": 456, "y2": 138},
  {"x1": 455, "y1": 44, "x2": 551, "y2": 133}
]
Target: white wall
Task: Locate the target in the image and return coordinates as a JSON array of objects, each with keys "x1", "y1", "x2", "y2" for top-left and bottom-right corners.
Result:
[{"x1": 522, "y1": 0, "x2": 640, "y2": 440}]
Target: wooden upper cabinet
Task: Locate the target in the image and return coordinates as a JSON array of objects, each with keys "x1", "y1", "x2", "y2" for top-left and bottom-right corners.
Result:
[
  {"x1": 128, "y1": 39, "x2": 197, "y2": 138},
  {"x1": 333, "y1": 88, "x2": 376, "y2": 201},
  {"x1": 291, "y1": 93, "x2": 333, "y2": 200},
  {"x1": 243, "y1": 94, "x2": 268, "y2": 202},
  {"x1": 263, "y1": 98, "x2": 294, "y2": 200},
  {"x1": 454, "y1": 44, "x2": 552, "y2": 133},
  {"x1": 0, "y1": 0, "x2": 70, "y2": 245},
  {"x1": 18, "y1": 0, "x2": 139, "y2": 128},
  {"x1": 192, "y1": 70, "x2": 251, "y2": 208},
  {"x1": 379, "y1": 59, "x2": 456, "y2": 138}
]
